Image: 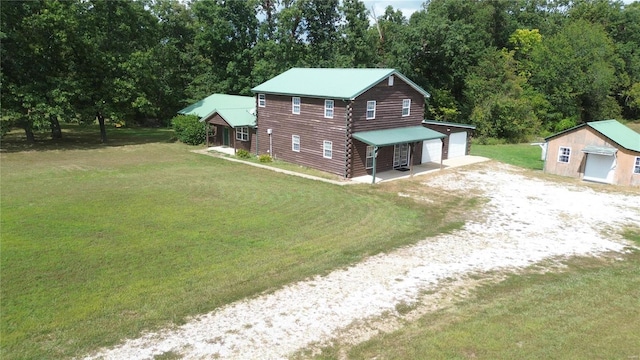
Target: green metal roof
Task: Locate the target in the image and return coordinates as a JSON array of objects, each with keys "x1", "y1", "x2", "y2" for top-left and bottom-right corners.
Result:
[
  {"x1": 587, "y1": 120, "x2": 640, "y2": 152},
  {"x1": 251, "y1": 68, "x2": 430, "y2": 100},
  {"x1": 546, "y1": 119, "x2": 640, "y2": 152},
  {"x1": 178, "y1": 94, "x2": 256, "y2": 127},
  {"x1": 581, "y1": 145, "x2": 617, "y2": 156},
  {"x1": 353, "y1": 126, "x2": 445, "y2": 147},
  {"x1": 423, "y1": 120, "x2": 476, "y2": 129}
]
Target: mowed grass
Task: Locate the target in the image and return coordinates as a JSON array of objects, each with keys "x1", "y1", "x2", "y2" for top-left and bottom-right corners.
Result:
[
  {"x1": 470, "y1": 142, "x2": 544, "y2": 170},
  {"x1": 314, "y1": 233, "x2": 640, "y2": 360},
  {"x1": 0, "y1": 126, "x2": 472, "y2": 359}
]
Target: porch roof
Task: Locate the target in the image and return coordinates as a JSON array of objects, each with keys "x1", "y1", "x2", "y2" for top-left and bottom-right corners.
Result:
[{"x1": 352, "y1": 126, "x2": 445, "y2": 147}]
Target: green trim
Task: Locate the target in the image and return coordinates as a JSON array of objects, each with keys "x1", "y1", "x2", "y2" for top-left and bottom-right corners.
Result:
[
  {"x1": 581, "y1": 145, "x2": 617, "y2": 156},
  {"x1": 423, "y1": 120, "x2": 476, "y2": 130}
]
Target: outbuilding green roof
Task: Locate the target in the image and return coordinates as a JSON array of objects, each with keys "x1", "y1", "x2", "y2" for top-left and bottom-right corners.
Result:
[
  {"x1": 251, "y1": 68, "x2": 430, "y2": 100},
  {"x1": 353, "y1": 126, "x2": 445, "y2": 147},
  {"x1": 178, "y1": 94, "x2": 256, "y2": 128},
  {"x1": 546, "y1": 119, "x2": 640, "y2": 152}
]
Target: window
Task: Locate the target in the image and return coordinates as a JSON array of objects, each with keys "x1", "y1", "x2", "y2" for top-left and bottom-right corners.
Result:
[
  {"x1": 366, "y1": 145, "x2": 374, "y2": 169},
  {"x1": 366, "y1": 101, "x2": 376, "y2": 119},
  {"x1": 258, "y1": 94, "x2": 265, "y2": 107},
  {"x1": 292, "y1": 97, "x2": 300, "y2": 114},
  {"x1": 402, "y1": 99, "x2": 411, "y2": 116},
  {"x1": 236, "y1": 127, "x2": 249, "y2": 141},
  {"x1": 323, "y1": 141, "x2": 332, "y2": 159},
  {"x1": 634, "y1": 157, "x2": 640, "y2": 174},
  {"x1": 292, "y1": 135, "x2": 300, "y2": 152},
  {"x1": 558, "y1": 147, "x2": 571, "y2": 163},
  {"x1": 388, "y1": 75, "x2": 394, "y2": 86},
  {"x1": 324, "y1": 100, "x2": 334, "y2": 118}
]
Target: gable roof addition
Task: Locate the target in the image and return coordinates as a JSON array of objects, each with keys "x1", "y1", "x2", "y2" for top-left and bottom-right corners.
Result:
[
  {"x1": 546, "y1": 119, "x2": 640, "y2": 152},
  {"x1": 251, "y1": 68, "x2": 430, "y2": 100},
  {"x1": 178, "y1": 94, "x2": 256, "y2": 128}
]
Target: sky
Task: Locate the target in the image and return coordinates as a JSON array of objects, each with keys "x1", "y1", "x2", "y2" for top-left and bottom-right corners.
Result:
[{"x1": 362, "y1": 0, "x2": 638, "y2": 22}]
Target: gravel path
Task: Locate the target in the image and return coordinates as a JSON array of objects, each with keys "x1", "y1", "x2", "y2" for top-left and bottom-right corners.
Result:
[{"x1": 84, "y1": 163, "x2": 640, "y2": 360}]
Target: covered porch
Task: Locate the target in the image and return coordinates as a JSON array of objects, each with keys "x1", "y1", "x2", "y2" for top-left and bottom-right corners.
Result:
[{"x1": 352, "y1": 126, "x2": 446, "y2": 184}]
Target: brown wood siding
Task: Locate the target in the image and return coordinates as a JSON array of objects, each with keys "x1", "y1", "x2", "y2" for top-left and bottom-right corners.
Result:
[
  {"x1": 545, "y1": 126, "x2": 640, "y2": 187},
  {"x1": 256, "y1": 94, "x2": 347, "y2": 176},
  {"x1": 422, "y1": 123, "x2": 473, "y2": 159},
  {"x1": 206, "y1": 119, "x2": 256, "y2": 153},
  {"x1": 351, "y1": 79, "x2": 425, "y2": 133}
]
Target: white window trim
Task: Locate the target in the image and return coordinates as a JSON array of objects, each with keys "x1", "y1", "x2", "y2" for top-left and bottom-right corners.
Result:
[
  {"x1": 365, "y1": 145, "x2": 374, "y2": 169},
  {"x1": 558, "y1": 146, "x2": 571, "y2": 163},
  {"x1": 235, "y1": 127, "x2": 249, "y2": 141},
  {"x1": 258, "y1": 94, "x2": 266, "y2": 107},
  {"x1": 292, "y1": 97, "x2": 300, "y2": 114},
  {"x1": 323, "y1": 140, "x2": 332, "y2": 159},
  {"x1": 324, "y1": 100, "x2": 334, "y2": 119},
  {"x1": 366, "y1": 100, "x2": 376, "y2": 120},
  {"x1": 633, "y1": 156, "x2": 640, "y2": 174},
  {"x1": 292, "y1": 135, "x2": 300, "y2": 152},
  {"x1": 402, "y1": 99, "x2": 411, "y2": 117}
]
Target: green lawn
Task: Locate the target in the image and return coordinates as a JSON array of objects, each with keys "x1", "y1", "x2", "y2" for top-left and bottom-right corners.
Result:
[
  {"x1": 314, "y1": 239, "x2": 640, "y2": 360},
  {"x1": 470, "y1": 142, "x2": 544, "y2": 170},
  {"x1": 0, "y1": 126, "x2": 472, "y2": 359}
]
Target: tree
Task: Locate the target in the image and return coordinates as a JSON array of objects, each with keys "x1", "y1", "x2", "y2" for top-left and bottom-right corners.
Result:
[{"x1": 337, "y1": 0, "x2": 376, "y2": 67}]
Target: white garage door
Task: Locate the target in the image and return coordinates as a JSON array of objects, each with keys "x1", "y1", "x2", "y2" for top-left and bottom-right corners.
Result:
[
  {"x1": 583, "y1": 154, "x2": 615, "y2": 184},
  {"x1": 422, "y1": 139, "x2": 442, "y2": 163},
  {"x1": 448, "y1": 132, "x2": 468, "y2": 159}
]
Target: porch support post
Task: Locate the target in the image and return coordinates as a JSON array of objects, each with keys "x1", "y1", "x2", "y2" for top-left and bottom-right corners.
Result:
[
  {"x1": 409, "y1": 142, "x2": 415, "y2": 177},
  {"x1": 371, "y1": 145, "x2": 379, "y2": 184},
  {"x1": 440, "y1": 139, "x2": 445, "y2": 170}
]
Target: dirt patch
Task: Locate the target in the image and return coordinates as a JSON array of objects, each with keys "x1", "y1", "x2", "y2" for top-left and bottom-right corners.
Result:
[{"x1": 83, "y1": 162, "x2": 639, "y2": 360}]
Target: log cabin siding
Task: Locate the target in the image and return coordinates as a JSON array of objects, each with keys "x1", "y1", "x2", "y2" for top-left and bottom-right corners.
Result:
[
  {"x1": 421, "y1": 123, "x2": 473, "y2": 159},
  {"x1": 257, "y1": 94, "x2": 347, "y2": 176},
  {"x1": 351, "y1": 78, "x2": 425, "y2": 132},
  {"x1": 350, "y1": 141, "x2": 424, "y2": 177}
]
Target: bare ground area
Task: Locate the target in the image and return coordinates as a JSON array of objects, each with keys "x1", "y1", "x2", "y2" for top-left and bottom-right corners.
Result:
[{"x1": 84, "y1": 162, "x2": 640, "y2": 360}]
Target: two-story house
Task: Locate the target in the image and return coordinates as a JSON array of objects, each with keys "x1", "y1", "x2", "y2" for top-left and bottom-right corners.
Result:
[{"x1": 251, "y1": 68, "x2": 445, "y2": 180}]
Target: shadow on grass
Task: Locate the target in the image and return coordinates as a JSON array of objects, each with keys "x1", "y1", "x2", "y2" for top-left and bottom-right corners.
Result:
[{"x1": 0, "y1": 125, "x2": 177, "y2": 153}]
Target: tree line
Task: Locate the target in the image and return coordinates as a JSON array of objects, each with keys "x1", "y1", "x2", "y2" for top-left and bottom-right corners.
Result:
[{"x1": 2, "y1": 0, "x2": 639, "y2": 143}]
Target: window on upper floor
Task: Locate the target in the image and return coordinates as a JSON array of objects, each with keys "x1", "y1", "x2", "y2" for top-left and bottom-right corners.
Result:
[
  {"x1": 634, "y1": 157, "x2": 640, "y2": 174},
  {"x1": 558, "y1": 147, "x2": 571, "y2": 163},
  {"x1": 258, "y1": 94, "x2": 265, "y2": 107},
  {"x1": 388, "y1": 75, "x2": 394, "y2": 86},
  {"x1": 325, "y1": 100, "x2": 334, "y2": 118},
  {"x1": 292, "y1": 135, "x2": 300, "y2": 152},
  {"x1": 402, "y1": 99, "x2": 411, "y2": 117},
  {"x1": 236, "y1": 127, "x2": 249, "y2": 141},
  {"x1": 366, "y1": 100, "x2": 376, "y2": 120},
  {"x1": 292, "y1": 97, "x2": 300, "y2": 114},
  {"x1": 323, "y1": 140, "x2": 332, "y2": 159}
]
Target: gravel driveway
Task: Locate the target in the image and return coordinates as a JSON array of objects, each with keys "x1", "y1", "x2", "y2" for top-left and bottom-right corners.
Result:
[{"x1": 85, "y1": 162, "x2": 640, "y2": 360}]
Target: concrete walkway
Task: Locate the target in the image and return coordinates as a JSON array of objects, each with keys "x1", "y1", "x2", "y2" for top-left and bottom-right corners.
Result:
[{"x1": 192, "y1": 147, "x2": 489, "y2": 185}]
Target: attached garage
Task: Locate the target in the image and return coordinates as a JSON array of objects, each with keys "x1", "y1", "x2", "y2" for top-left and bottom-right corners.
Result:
[{"x1": 422, "y1": 120, "x2": 475, "y2": 160}]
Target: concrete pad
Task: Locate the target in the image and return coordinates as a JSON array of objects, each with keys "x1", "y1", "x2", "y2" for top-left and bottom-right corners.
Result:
[{"x1": 350, "y1": 155, "x2": 490, "y2": 184}]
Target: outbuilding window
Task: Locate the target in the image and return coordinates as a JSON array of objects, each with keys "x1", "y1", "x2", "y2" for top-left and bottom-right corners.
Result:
[
  {"x1": 558, "y1": 147, "x2": 571, "y2": 163},
  {"x1": 323, "y1": 140, "x2": 332, "y2": 159},
  {"x1": 236, "y1": 127, "x2": 249, "y2": 141},
  {"x1": 634, "y1": 157, "x2": 640, "y2": 174},
  {"x1": 292, "y1": 135, "x2": 300, "y2": 152},
  {"x1": 402, "y1": 99, "x2": 411, "y2": 116},
  {"x1": 292, "y1": 97, "x2": 301, "y2": 114},
  {"x1": 324, "y1": 100, "x2": 334, "y2": 118},
  {"x1": 366, "y1": 145, "x2": 374, "y2": 169},
  {"x1": 366, "y1": 101, "x2": 376, "y2": 119},
  {"x1": 258, "y1": 94, "x2": 266, "y2": 107}
]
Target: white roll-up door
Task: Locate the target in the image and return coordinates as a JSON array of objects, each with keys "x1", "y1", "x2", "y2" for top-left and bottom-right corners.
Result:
[
  {"x1": 422, "y1": 139, "x2": 442, "y2": 163},
  {"x1": 448, "y1": 132, "x2": 468, "y2": 158}
]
